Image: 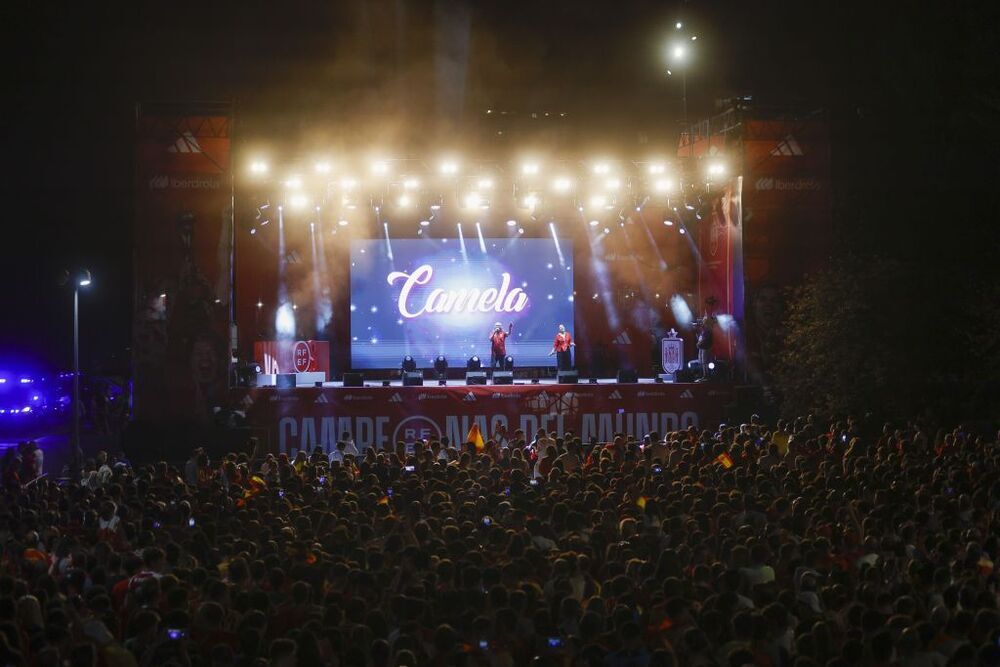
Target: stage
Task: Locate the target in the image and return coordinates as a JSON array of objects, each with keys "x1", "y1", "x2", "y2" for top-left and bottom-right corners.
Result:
[{"x1": 229, "y1": 379, "x2": 735, "y2": 456}]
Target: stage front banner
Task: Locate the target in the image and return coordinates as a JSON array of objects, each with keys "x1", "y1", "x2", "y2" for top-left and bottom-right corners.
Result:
[{"x1": 230, "y1": 383, "x2": 734, "y2": 456}]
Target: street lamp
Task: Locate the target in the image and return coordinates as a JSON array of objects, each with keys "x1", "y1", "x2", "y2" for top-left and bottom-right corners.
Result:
[
  {"x1": 60, "y1": 269, "x2": 91, "y2": 477},
  {"x1": 666, "y1": 21, "x2": 698, "y2": 151}
]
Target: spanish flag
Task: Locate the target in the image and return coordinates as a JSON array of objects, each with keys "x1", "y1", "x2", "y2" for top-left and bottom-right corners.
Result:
[
  {"x1": 716, "y1": 452, "x2": 734, "y2": 469},
  {"x1": 377, "y1": 495, "x2": 390, "y2": 506},
  {"x1": 467, "y1": 423, "x2": 485, "y2": 453},
  {"x1": 636, "y1": 496, "x2": 648, "y2": 509}
]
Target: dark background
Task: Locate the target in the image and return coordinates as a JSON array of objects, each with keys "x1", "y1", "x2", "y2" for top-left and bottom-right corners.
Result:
[{"x1": 1, "y1": 1, "x2": 998, "y2": 382}]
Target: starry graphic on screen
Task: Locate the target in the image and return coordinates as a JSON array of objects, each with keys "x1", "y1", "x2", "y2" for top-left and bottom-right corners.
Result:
[{"x1": 350, "y1": 238, "x2": 574, "y2": 369}]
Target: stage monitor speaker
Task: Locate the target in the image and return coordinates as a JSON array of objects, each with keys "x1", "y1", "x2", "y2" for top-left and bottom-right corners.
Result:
[
  {"x1": 493, "y1": 371, "x2": 514, "y2": 385},
  {"x1": 275, "y1": 373, "x2": 296, "y2": 389},
  {"x1": 343, "y1": 372, "x2": 364, "y2": 387},
  {"x1": 403, "y1": 371, "x2": 424, "y2": 386},
  {"x1": 466, "y1": 371, "x2": 487, "y2": 385},
  {"x1": 617, "y1": 369, "x2": 638, "y2": 384},
  {"x1": 556, "y1": 370, "x2": 579, "y2": 384}
]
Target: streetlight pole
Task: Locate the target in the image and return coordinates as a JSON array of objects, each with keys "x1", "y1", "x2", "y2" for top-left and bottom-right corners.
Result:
[{"x1": 70, "y1": 270, "x2": 90, "y2": 478}]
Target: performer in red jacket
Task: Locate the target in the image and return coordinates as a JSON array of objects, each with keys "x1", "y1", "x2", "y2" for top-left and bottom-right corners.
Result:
[{"x1": 548, "y1": 324, "x2": 575, "y2": 370}]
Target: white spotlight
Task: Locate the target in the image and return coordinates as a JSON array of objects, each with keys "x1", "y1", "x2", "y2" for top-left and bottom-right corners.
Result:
[
  {"x1": 648, "y1": 163, "x2": 666, "y2": 175},
  {"x1": 605, "y1": 178, "x2": 621, "y2": 191},
  {"x1": 341, "y1": 177, "x2": 357, "y2": 190},
  {"x1": 672, "y1": 44, "x2": 686, "y2": 61},
  {"x1": 371, "y1": 160, "x2": 389, "y2": 175},
  {"x1": 403, "y1": 177, "x2": 420, "y2": 190},
  {"x1": 463, "y1": 192, "x2": 482, "y2": 209},
  {"x1": 285, "y1": 176, "x2": 302, "y2": 190},
  {"x1": 663, "y1": 219, "x2": 674, "y2": 226},
  {"x1": 588, "y1": 220, "x2": 599, "y2": 227},
  {"x1": 314, "y1": 161, "x2": 331, "y2": 174},
  {"x1": 675, "y1": 21, "x2": 683, "y2": 29},
  {"x1": 593, "y1": 163, "x2": 610, "y2": 175},
  {"x1": 440, "y1": 160, "x2": 459, "y2": 175},
  {"x1": 654, "y1": 178, "x2": 674, "y2": 193},
  {"x1": 589, "y1": 194, "x2": 607, "y2": 210},
  {"x1": 289, "y1": 194, "x2": 308, "y2": 209},
  {"x1": 707, "y1": 162, "x2": 726, "y2": 177},
  {"x1": 419, "y1": 220, "x2": 430, "y2": 227},
  {"x1": 398, "y1": 195, "x2": 412, "y2": 208},
  {"x1": 521, "y1": 163, "x2": 540, "y2": 175},
  {"x1": 523, "y1": 193, "x2": 539, "y2": 209},
  {"x1": 250, "y1": 160, "x2": 269, "y2": 174},
  {"x1": 338, "y1": 219, "x2": 349, "y2": 226},
  {"x1": 506, "y1": 219, "x2": 517, "y2": 227},
  {"x1": 553, "y1": 176, "x2": 573, "y2": 193},
  {"x1": 679, "y1": 227, "x2": 686, "y2": 234},
  {"x1": 477, "y1": 177, "x2": 494, "y2": 190}
]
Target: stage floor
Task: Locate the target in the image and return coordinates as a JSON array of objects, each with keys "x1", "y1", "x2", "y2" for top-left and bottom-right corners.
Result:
[{"x1": 311, "y1": 377, "x2": 685, "y2": 388}]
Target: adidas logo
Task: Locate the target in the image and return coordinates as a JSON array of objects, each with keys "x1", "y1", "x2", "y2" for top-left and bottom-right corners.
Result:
[
  {"x1": 609, "y1": 390, "x2": 623, "y2": 399},
  {"x1": 679, "y1": 389, "x2": 694, "y2": 399},
  {"x1": 166, "y1": 131, "x2": 202, "y2": 154},
  {"x1": 389, "y1": 393, "x2": 403, "y2": 403},
  {"x1": 613, "y1": 331, "x2": 632, "y2": 345},
  {"x1": 314, "y1": 394, "x2": 330, "y2": 404},
  {"x1": 463, "y1": 392, "x2": 476, "y2": 402},
  {"x1": 769, "y1": 134, "x2": 803, "y2": 157}
]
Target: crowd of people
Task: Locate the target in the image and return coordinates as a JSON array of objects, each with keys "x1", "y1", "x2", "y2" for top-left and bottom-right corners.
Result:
[{"x1": 1, "y1": 415, "x2": 999, "y2": 666}]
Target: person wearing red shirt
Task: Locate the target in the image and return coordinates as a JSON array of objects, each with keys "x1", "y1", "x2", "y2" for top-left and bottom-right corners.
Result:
[
  {"x1": 548, "y1": 324, "x2": 575, "y2": 370},
  {"x1": 489, "y1": 321, "x2": 513, "y2": 374}
]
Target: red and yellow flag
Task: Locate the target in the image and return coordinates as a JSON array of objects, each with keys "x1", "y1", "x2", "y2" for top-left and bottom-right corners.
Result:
[
  {"x1": 636, "y1": 496, "x2": 648, "y2": 509},
  {"x1": 716, "y1": 452, "x2": 734, "y2": 469},
  {"x1": 467, "y1": 423, "x2": 485, "y2": 453}
]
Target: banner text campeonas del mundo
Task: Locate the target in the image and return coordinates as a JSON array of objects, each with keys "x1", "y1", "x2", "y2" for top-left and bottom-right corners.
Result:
[{"x1": 230, "y1": 383, "x2": 734, "y2": 456}]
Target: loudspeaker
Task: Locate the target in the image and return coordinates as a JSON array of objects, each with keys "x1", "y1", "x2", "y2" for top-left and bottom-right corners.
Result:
[
  {"x1": 403, "y1": 371, "x2": 424, "y2": 386},
  {"x1": 556, "y1": 370, "x2": 579, "y2": 384},
  {"x1": 466, "y1": 371, "x2": 487, "y2": 385},
  {"x1": 492, "y1": 371, "x2": 514, "y2": 385},
  {"x1": 343, "y1": 372, "x2": 364, "y2": 387},
  {"x1": 276, "y1": 373, "x2": 296, "y2": 389},
  {"x1": 616, "y1": 369, "x2": 638, "y2": 384}
]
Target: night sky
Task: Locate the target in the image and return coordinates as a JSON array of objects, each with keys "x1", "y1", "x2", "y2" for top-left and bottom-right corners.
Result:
[{"x1": 2, "y1": 0, "x2": 997, "y2": 374}]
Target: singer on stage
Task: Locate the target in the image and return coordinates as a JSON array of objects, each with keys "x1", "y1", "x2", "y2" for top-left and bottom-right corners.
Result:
[
  {"x1": 548, "y1": 324, "x2": 575, "y2": 370},
  {"x1": 489, "y1": 321, "x2": 513, "y2": 373}
]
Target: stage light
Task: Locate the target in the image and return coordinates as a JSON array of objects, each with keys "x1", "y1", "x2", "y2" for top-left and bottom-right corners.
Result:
[
  {"x1": 553, "y1": 176, "x2": 573, "y2": 193},
  {"x1": 589, "y1": 194, "x2": 607, "y2": 210},
  {"x1": 467, "y1": 356, "x2": 481, "y2": 370},
  {"x1": 477, "y1": 177, "x2": 494, "y2": 190},
  {"x1": 675, "y1": 21, "x2": 683, "y2": 29},
  {"x1": 419, "y1": 219, "x2": 430, "y2": 227},
  {"x1": 672, "y1": 44, "x2": 686, "y2": 60},
  {"x1": 314, "y1": 161, "x2": 331, "y2": 174},
  {"x1": 589, "y1": 219, "x2": 599, "y2": 227},
  {"x1": 679, "y1": 227, "x2": 686, "y2": 234},
  {"x1": 398, "y1": 194, "x2": 412, "y2": 208},
  {"x1": 402, "y1": 355, "x2": 417, "y2": 373},
  {"x1": 654, "y1": 178, "x2": 674, "y2": 193},
  {"x1": 593, "y1": 162, "x2": 610, "y2": 175},
  {"x1": 250, "y1": 160, "x2": 269, "y2": 174},
  {"x1": 504, "y1": 355, "x2": 514, "y2": 371},
  {"x1": 463, "y1": 192, "x2": 482, "y2": 209},
  {"x1": 506, "y1": 219, "x2": 517, "y2": 227},
  {"x1": 605, "y1": 178, "x2": 621, "y2": 191},
  {"x1": 522, "y1": 162, "x2": 539, "y2": 175},
  {"x1": 159, "y1": 292, "x2": 167, "y2": 299},
  {"x1": 648, "y1": 163, "x2": 666, "y2": 174},
  {"x1": 403, "y1": 177, "x2": 420, "y2": 190},
  {"x1": 285, "y1": 175, "x2": 302, "y2": 190},
  {"x1": 440, "y1": 160, "x2": 459, "y2": 175},
  {"x1": 707, "y1": 162, "x2": 726, "y2": 177},
  {"x1": 434, "y1": 355, "x2": 449, "y2": 374},
  {"x1": 664, "y1": 219, "x2": 674, "y2": 226},
  {"x1": 707, "y1": 361, "x2": 716, "y2": 370},
  {"x1": 518, "y1": 228, "x2": 524, "y2": 234},
  {"x1": 338, "y1": 219, "x2": 349, "y2": 226},
  {"x1": 289, "y1": 194, "x2": 308, "y2": 209},
  {"x1": 256, "y1": 300, "x2": 263, "y2": 309},
  {"x1": 341, "y1": 177, "x2": 357, "y2": 190},
  {"x1": 691, "y1": 35, "x2": 698, "y2": 41},
  {"x1": 371, "y1": 160, "x2": 389, "y2": 175},
  {"x1": 523, "y1": 193, "x2": 539, "y2": 209}
]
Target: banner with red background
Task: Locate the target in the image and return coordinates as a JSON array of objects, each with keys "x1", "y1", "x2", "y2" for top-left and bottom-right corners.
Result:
[
  {"x1": 133, "y1": 104, "x2": 234, "y2": 421},
  {"x1": 231, "y1": 382, "x2": 734, "y2": 456}
]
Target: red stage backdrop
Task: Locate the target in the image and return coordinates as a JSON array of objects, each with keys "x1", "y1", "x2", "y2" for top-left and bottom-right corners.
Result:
[
  {"x1": 697, "y1": 177, "x2": 744, "y2": 366},
  {"x1": 133, "y1": 104, "x2": 234, "y2": 421},
  {"x1": 231, "y1": 383, "x2": 734, "y2": 456}
]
